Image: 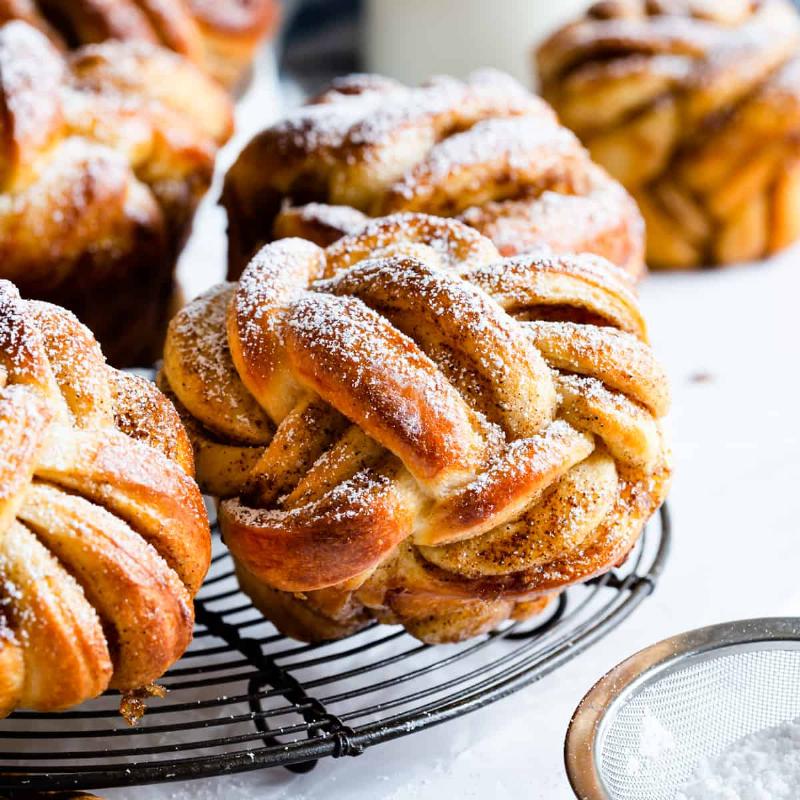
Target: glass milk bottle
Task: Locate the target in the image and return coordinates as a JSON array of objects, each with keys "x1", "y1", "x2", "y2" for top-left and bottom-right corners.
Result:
[{"x1": 364, "y1": 0, "x2": 591, "y2": 88}]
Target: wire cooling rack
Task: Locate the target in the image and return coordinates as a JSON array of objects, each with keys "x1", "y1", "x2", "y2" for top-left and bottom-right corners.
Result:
[{"x1": 0, "y1": 505, "x2": 670, "y2": 792}]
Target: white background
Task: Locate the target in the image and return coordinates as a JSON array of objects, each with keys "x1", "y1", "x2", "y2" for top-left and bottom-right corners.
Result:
[{"x1": 98, "y1": 45, "x2": 800, "y2": 800}]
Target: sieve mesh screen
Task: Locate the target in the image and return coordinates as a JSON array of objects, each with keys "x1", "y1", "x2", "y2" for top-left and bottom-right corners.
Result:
[{"x1": 598, "y1": 647, "x2": 800, "y2": 799}]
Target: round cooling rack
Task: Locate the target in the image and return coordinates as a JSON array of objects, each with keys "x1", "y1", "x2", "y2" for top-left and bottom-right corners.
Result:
[{"x1": 0, "y1": 504, "x2": 671, "y2": 792}]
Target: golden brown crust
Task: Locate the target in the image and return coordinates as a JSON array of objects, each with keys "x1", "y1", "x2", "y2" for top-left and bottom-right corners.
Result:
[
  {"x1": 221, "y1": 70, "x2": 646, "y2": 281},
  {"x1": 0, "y1": 279, "x2": 210, "y2": 715},
  {"x1": 538, "y1": 0, "x2": 800, "y2": 268},
  {"x1": 164, "y1": 214, "x2": 671, "y2": 644},
  {"x1": 235, "y1": 560, "x2": 372, "y2": 642},
  {"x1": 0, "y1": 0, "x2": 278, "y2": 87},
  {"x1": 109, "y1": 370, "x2": 196, "y2": 474},
  {"x1": 0, "y1": 21, "x2": 232, "y2": 365},
  {"x1": 0, "y1": 633, "x2": 24, "y2": 719}
]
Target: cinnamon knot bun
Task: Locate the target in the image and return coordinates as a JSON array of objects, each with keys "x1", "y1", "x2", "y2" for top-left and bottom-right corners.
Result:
[
  {"x1": 221, "y1": 70, "x2": 646, "y2": 282},
  {"x1": 538, "y1": 0, "x2": 800, "y2": 268},
  {"x1": 161, "y1": 213, "x2": 670, "y2": 644},
  {"x1": 0, "y1": 0, "x2": 278, "y2": 87},
  {"x1": 0, "y1": 20, "x2": 232, "y2": 366},
  {"x1": 0, "y1": 280, "x2": 210, "y2": 716}
]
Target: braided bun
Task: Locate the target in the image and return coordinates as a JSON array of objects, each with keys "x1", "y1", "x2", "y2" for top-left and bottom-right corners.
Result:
[
  {"x1": 0, "y1": 21, "x2": 232, "y2": 365},
  {"x1": 0, "y1": 280, "x2": 210, "y2": 716},
  {"x1": 538, "y1": 0, "x2": 800, "y2": 268},
  {"x1": 162, "y1": 214, "x2": 670, "y2": 644},
  {"x1": 221, "y1": 70, "x2": 646, "y2": 282}
]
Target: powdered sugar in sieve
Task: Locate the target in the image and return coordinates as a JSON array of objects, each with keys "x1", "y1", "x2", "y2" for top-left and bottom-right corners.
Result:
[{"x1": 565, "y1": 618, "x2": 800, "y2": 800}]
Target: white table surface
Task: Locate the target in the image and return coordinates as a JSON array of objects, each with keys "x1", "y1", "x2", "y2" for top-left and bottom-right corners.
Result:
[{"x1": 104, "y1": 50, "x2": 800, "y2": 800}]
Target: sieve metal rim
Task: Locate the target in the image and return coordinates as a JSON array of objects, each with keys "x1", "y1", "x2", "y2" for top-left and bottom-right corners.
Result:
[{"x1": 563, "y1": 617, "x2": 800, "y2": 800}]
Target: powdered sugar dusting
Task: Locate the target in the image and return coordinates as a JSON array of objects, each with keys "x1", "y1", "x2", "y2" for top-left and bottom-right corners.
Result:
[
  {"x1": 0, "y1": 22, "x2": 65, "y2": 159},
  {"x1": 326, "y1": 212, "x2": 499, "y2": 274},
  {"x1": 279, "y1": 201, "x2": 369, "y2": 238},
  {"x1": 468, "y1": 248, "x2": 637, "y2": 309},
  {"x1": 389, "y1": 114, "x2": 581, "y2": 203},
  {"x1": 0, "y1": 280, "x2": 49, "y2": 384},
  {"x1": 286, "y1": 291, "x2": 479, "y2": 454},
  {"x1": 269, "y1": 69, "x2": 541, "y2": 158},
  {"x1": 167, "y1": 282, "x2": 273, "y2": 443}
]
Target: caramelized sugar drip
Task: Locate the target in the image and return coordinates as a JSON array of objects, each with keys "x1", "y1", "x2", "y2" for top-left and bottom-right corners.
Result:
[{"x1": 120, "y1": 682, "x2": 168, "y2": 727}]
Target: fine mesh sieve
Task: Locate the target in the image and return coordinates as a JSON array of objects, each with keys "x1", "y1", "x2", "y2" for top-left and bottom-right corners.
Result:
[{"x1": 564, "y1": 618, "x2": 800, "y2": 800}]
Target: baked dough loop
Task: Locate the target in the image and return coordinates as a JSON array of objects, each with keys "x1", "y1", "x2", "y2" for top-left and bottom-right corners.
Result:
[
  {"x1": 0, "y1": 280, "x2": 210, "y2": 717},
  {"x1": 162, "y1": 213, "x2": 671, "y2": 644},
  {"x1": 0, "y1": 20, "x2": 233, "y2": 366},
  {"x1": 0, "y1": 0, "x2": 278, "y2": 87},
  {"x1": 221, "y1": 70, "x2": 646, "y2": 282},
  {"x1": 538, "y1": 0, "x2": 800, "y2": 268}
]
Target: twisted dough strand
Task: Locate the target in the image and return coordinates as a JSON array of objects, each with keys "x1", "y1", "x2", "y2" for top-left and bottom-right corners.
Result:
[{"x1": 163, "y1": 214, "x2": 670, "y2": 643}]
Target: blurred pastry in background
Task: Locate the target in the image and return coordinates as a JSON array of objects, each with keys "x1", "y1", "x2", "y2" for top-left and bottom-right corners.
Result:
[
  {"x1": 160, "y1": 213, "x2": 671, "y2": 644},
  {"x1": 538, "y1": 0, "x2": 800, "y2": 269},
  {"x1": 0, "y1": 0, "x2": 279, "y2": 88},
  {"x1": 0, "y1": 279, "x2": 210, "y2": 718},
  {"x1": 221, "y1": 69, "x2": 646, "y2": 281},
  {"x1": 0, "y1": 21, "x2": 233, "y2": 366}
]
